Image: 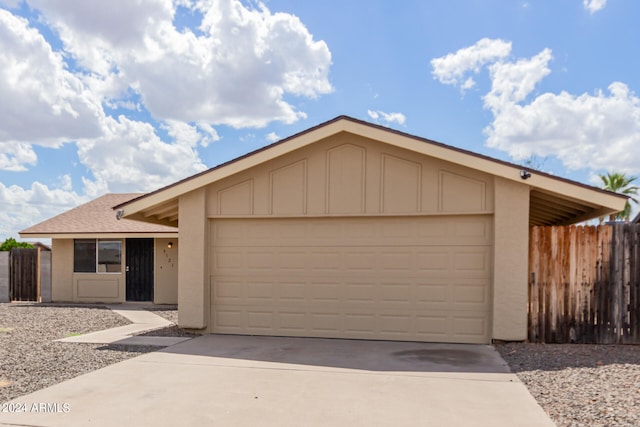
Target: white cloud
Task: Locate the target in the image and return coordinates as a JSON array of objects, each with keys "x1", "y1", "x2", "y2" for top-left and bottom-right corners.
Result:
[
  {"x1": 76, "y1": 116, "x2": 208, "y2": 193},
  {"x1": 433, "y1": 39, "x2": 640, "y2": 177},
  {"x1": 0, "y1": 10, "x2": 103, "y2": 150},
  {"x1": 584, "y1": 0, "x2": 607, "y2": 14},
  {"x1": 265, "y1": 132, "x2": 280, "y2": 142},
  {"x1": 484, "y1": 49, "x2": 552, "y2": 112},
  {"x1": 0, "y1": 181, "x2": 86, "y2": 240},
  {"x1": 0, "y1": 143, "x2": 37, "y2": 171},
  {"x1": 431, "y1": 38, "x2": 512, "y2": 90},
  {"x1": 58, "y1": 174, "x2": 73, "y2": 191},
  {"x1": 27, "y1": 0, "x2": 333, "y2": 128},
  {"x1": 367, "y1": 110, "x2": 406, "y2": 126},
  {"x1": 485, "y1": 82, "x2": 640, "y2": 173}
]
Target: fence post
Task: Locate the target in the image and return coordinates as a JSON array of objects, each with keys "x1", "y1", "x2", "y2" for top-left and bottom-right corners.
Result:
[
  {"x1": 610, "y1": 224, "x2": 623, "y2": 344},
  {"x1": 0, "y1": 252, "x2": 8, "y2": 303}
]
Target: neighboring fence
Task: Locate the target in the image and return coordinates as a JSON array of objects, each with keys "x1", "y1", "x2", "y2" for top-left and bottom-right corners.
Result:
[
  {"x1": 0, "y1": 248, "x2": 51, "y2": 303},
  {"x1": 529, "y1": 224, "x2": 640, "y2": 344}
]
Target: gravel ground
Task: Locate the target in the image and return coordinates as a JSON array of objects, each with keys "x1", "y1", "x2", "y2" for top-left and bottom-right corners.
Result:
[
  {"x1": 3, "y1": 303, "x2": 639, "y2": 426},
  {"x1": 496, "y1": 343, "x2": 640, "y2": 427},
  {"x1": 0, "y1": 303, "x2": 160, "y2": 403}
]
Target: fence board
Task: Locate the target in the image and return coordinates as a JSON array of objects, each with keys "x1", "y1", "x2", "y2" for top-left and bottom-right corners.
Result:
[{"x1": 529, "y1": 224, "x2": 640, "y2": 344}]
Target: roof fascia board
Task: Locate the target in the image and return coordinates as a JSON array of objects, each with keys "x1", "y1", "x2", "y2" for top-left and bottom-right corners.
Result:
[{"x1": 19, "y1": 232, "x2": 179, "y2": 239}]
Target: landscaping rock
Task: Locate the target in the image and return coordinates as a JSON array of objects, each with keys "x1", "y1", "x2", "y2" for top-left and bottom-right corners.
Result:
[{"x1": 496, "y1": 343, "x2": 640, "y2": 427}]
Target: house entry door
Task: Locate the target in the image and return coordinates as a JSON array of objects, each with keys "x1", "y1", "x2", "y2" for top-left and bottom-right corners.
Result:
[{"x1": 126, "y1": 238, "x2": 154, "y2": 301}]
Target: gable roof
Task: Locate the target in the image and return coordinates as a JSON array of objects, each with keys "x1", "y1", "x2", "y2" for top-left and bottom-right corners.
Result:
[
  {"x1": 116, "y1": 115, "x2": 627, "y2": 227},
  {"x1": 20, "y1": 193, "x2": 178, "y2": 238}
]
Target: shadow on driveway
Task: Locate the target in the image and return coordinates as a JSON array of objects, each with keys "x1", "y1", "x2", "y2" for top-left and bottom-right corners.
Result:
[{"x1": 160, "y1": 334, "x2": 512, "y2": 373}]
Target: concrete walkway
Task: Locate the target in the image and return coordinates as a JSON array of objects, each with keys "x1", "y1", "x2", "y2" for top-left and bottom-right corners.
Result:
[
  {"x1": 56, "y1": 305, "x2": 191, "y2": 347},
  {"x1": 0, "y1": 335, "x2": 556, "y2": 427}
]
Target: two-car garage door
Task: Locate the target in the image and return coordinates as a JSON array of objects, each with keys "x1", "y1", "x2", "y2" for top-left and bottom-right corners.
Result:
[{"x1": 210, "y1": 216, "x2": 492, "y2": 344}]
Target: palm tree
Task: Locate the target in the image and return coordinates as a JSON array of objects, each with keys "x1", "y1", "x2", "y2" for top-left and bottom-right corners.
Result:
[{"x1": 599, "y1": 172, "x2": 639, "y2": 221}]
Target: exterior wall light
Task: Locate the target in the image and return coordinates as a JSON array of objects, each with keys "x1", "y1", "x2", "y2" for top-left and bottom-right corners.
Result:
[{"x1": 520, "y1": 170, "x2": 532, "y2": 180}]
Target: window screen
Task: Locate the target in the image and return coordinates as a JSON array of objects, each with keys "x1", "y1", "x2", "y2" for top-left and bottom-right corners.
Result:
[
  {"x1": 73, "y1": 239, "x2": 96, "y2": 272},
  {"x1": 98, "y1": 240, "x2": 122, "y2": 273}
]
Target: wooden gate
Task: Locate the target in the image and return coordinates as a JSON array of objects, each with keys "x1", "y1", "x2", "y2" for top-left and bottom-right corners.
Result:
[
  {"x1": 529, "y1": 224, "x2": 640, "y2": 344},
  {"x1": 9, "y1": 248, "x2": 39, "y2": 301}
]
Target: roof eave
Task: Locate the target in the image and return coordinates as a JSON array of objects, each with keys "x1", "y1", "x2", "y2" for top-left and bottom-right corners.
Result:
[
  {"x1": 19, "y1": 232, "x2": 179, "y2": 239},
  {"x1": 117, "y1": 115, "x2": 627, "y2": 221}
]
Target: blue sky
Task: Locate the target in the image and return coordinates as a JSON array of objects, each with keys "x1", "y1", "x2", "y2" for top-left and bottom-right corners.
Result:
[{"x1": 0, "y1": 0, "x2": 638, "y2": 240}]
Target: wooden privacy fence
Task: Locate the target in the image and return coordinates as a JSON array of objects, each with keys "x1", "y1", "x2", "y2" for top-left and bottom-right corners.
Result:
[
  {"x1": 529, "y1": 224, "x2": 640, "y2": 344},
  {"x1": 9, "y1": 248, "x2": 39, "y2": 301}
]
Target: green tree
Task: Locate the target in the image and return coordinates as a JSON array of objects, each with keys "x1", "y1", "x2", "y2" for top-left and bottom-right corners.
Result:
[
  {"x1": 599, "y1": 172, "x2": 639, "y2": 221},
  {"x1": 0, "y1": 237, "x2": 34, "y2": 251}
]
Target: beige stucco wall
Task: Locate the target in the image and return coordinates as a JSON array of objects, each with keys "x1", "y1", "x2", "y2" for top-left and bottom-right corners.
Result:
[
  {"x1": 52, "y1": 238, "x2": 178, "y2": 304},
  {"x1": 492, "y1": 177, "x2": 530, "y2": 341},
  {"x1": 155, "y1": 238, "x2": 178, "y2": 304},
  {"x1": 204, "y1": 133, "x2": 495, "y2": 218},
  {"x1": 51, "y1": 239, "x2": 74, "y2": 301},
  {"x1": 178, "y1": 188, "x2": 209, "y2": 329},
  {"x1": 51, "y1": 238, "x2": 125, "y2": 302}
]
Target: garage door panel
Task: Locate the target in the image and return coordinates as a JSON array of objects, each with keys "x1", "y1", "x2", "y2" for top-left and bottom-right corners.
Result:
[
  {"x1": 277, "y1": 282, "x2": 305, "y2": 301},
  {"x1": 344, "y1": 283, "x2": 376, "y2": 303},
  {"x1": 213, "y1": 279, "x2": 244, "y2": 301},
  {"x1": 310, "y1": 283, "x2": 340, "y2": 301},
  {"x1": 453, "y1": 316, "x2": 489, "y2": 339},
  {"x1": 453, "y1": 249, "x2": 491, "y2": 277},
  {"x1": 213, "y1": 250, "x2": 243, "y2": 270},
  {"x1": 415, "y1": 250, "x2": 450, "y2": 273},
  {"x1": 214, "y1": 277, "x2": 490, "y2": 313},
  {"x1": 247, "y1": 311, "x2": 274, "y2": 330},
  {"x1": 246, "y1": 282, "x2": 274, "y2": 301},
  {"x1": 211, "y1": 217, "x2": 492, "y2": 247},
  {"x1": 210, "y1": 217, "x2": 492, "y2": 344},
  {"x1": 379, "y1": 283, "x2": 412, "y2": 303},
  {"x1": 454, "y1": 281, "x2": 490, "y2": 305},
  {"x1": 378, "y1": 314, "x2": 412, "y2": 336},
  {"x1": 310, "y1": 312, "x2": 342, "y2": 333},
  {"x1": 414, "y1": 282, "x2": 449, "y2": 304},
  {"x1": 215, "y1": 309, "x2": 244, "y2": 331},
  {"x1": 279, "y1": 312, "x2": 306, "y2": 332},
  {"x1": 211, "y1": 305, "x2": 490, "y2": 343},
  {"x1": 213, "y1": 246, "x2": 491, "y2": 278}
]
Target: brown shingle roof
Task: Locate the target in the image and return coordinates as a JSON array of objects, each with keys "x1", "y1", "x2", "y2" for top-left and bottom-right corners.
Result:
[{"x1": 20, "y1": 194, "x2": 177, "y2": 236}]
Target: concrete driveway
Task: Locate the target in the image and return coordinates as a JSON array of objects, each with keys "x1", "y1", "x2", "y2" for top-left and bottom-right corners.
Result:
[{"x1": 0, "y1": 335, "x2": 554, "y2": 427}]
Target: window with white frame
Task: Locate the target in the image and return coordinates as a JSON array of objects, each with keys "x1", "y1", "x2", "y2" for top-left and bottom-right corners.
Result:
[{"x1": 73, "y1": 239, "x2": 122, "y2": 273}]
